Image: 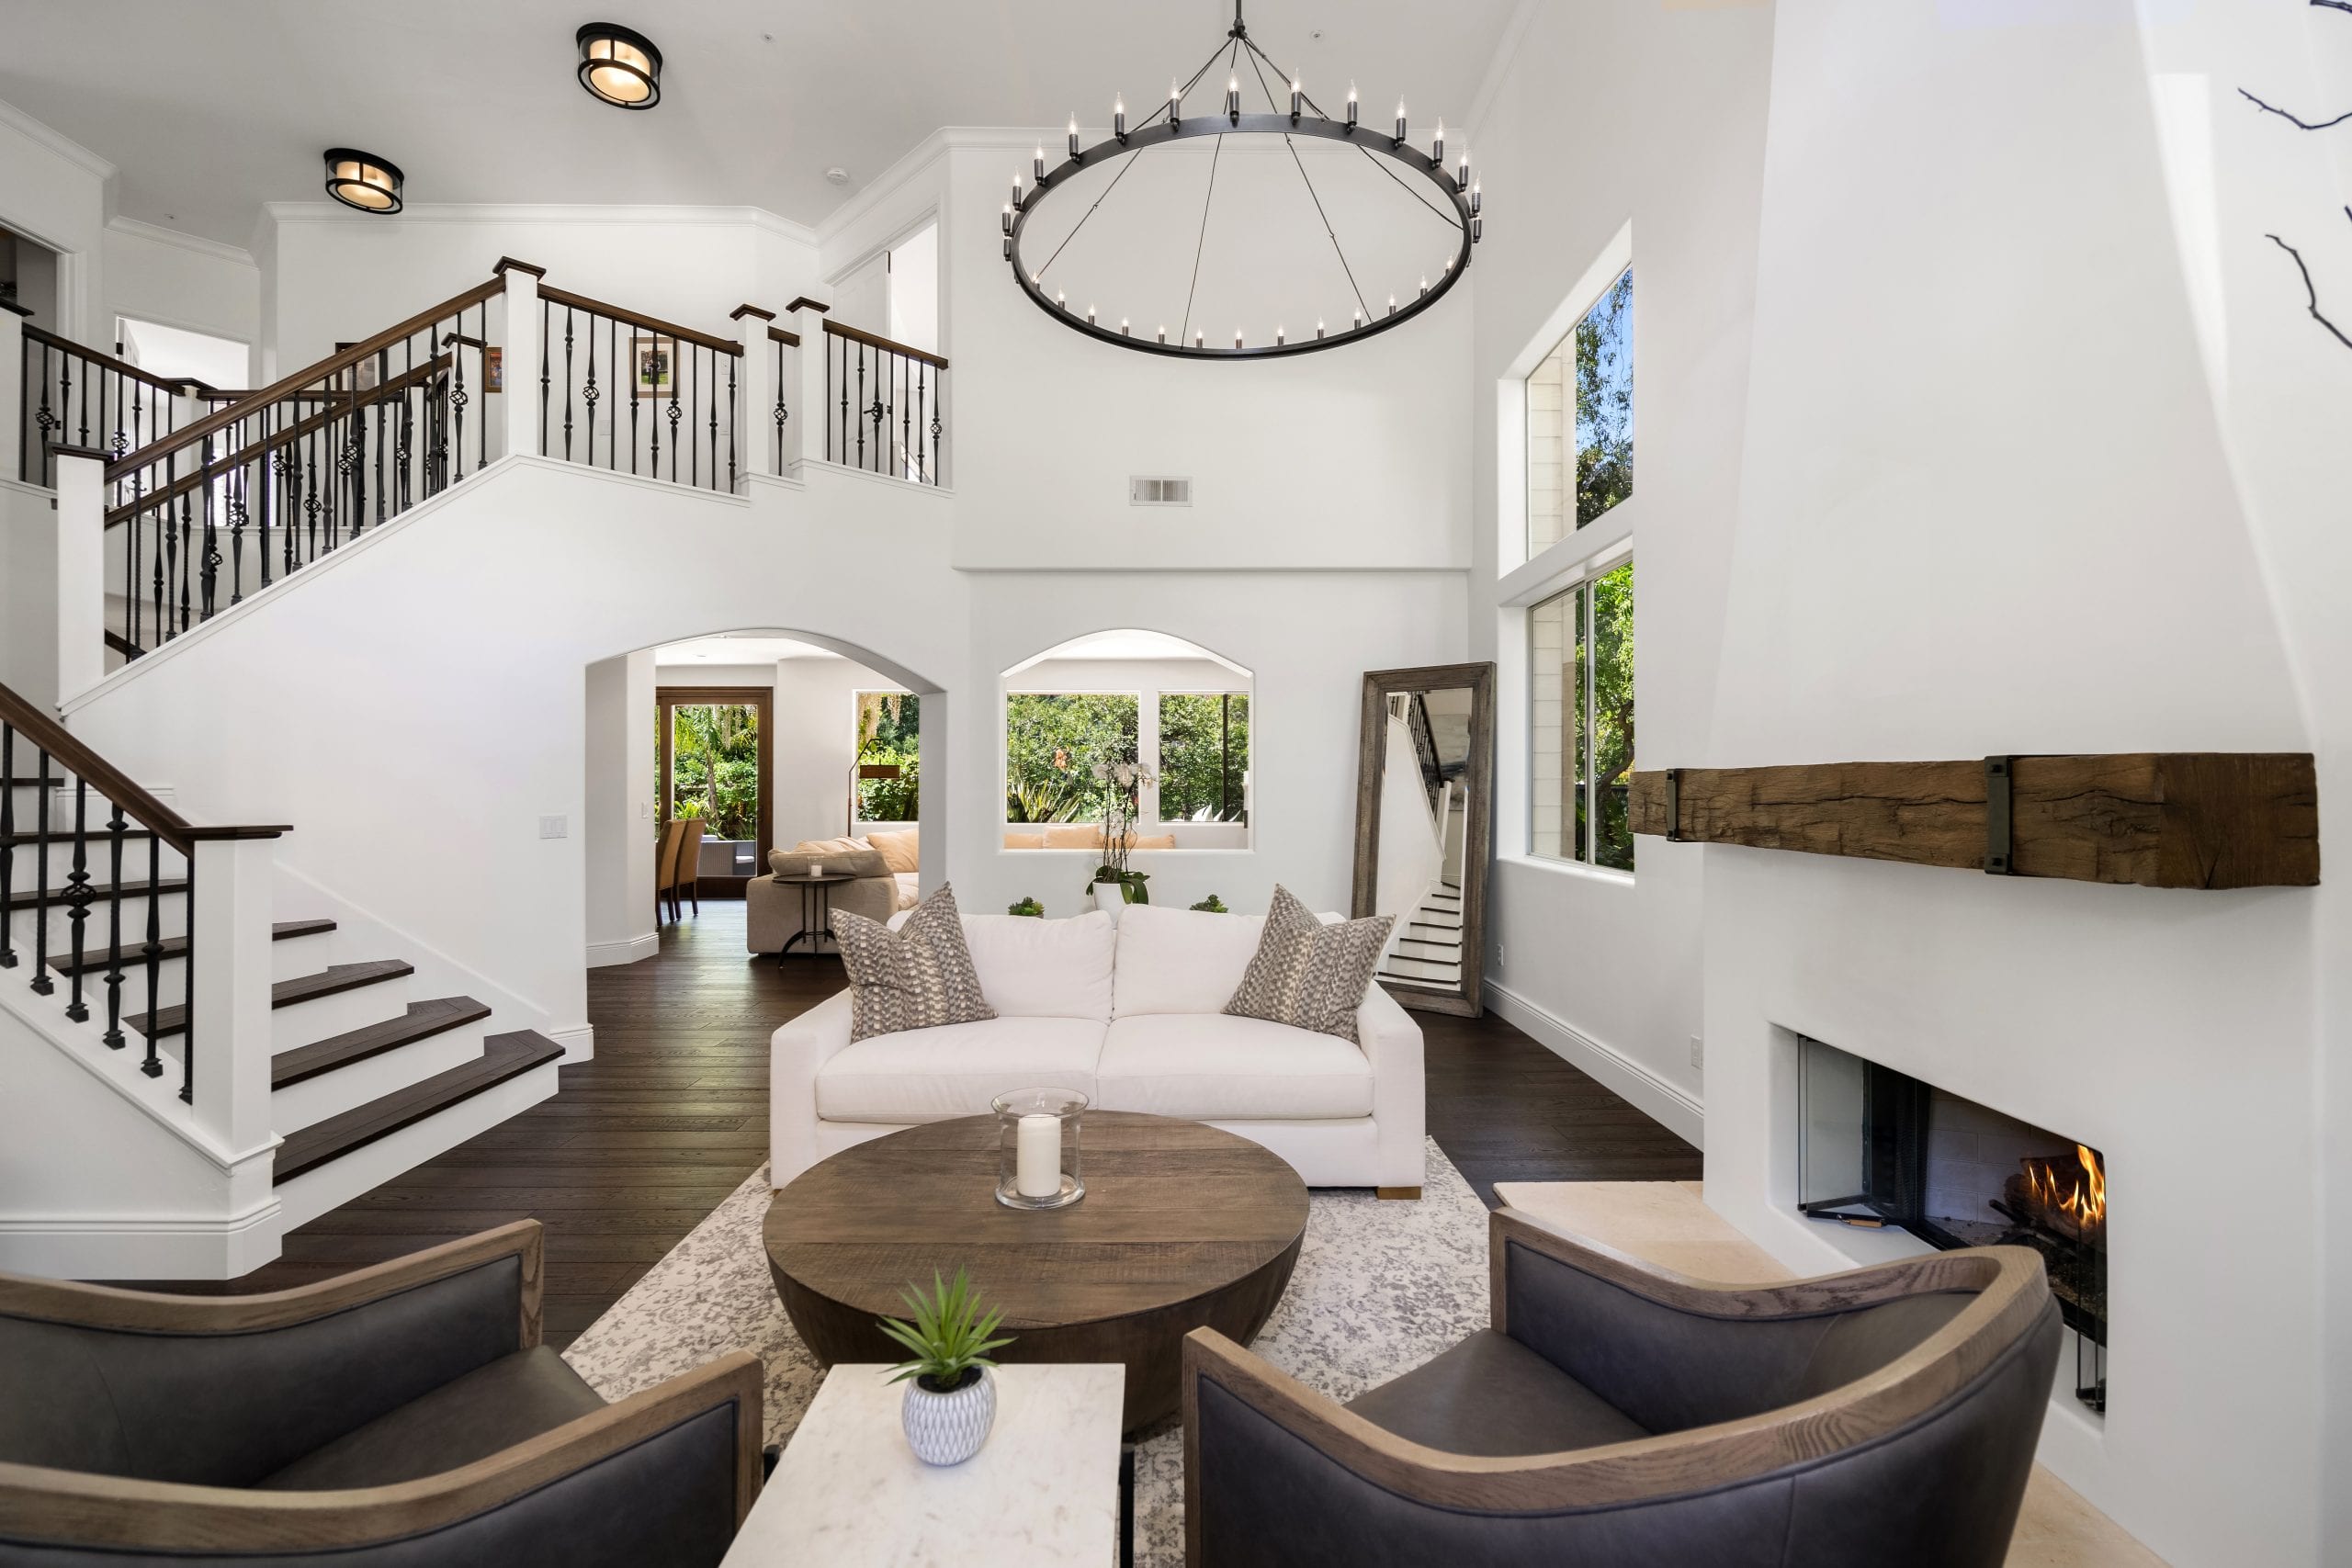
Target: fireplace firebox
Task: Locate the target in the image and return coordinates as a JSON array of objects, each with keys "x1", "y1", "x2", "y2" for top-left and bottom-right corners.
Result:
[{"x1": 1797, "y1": 1035, "x2": 2106, "y2": 1412}]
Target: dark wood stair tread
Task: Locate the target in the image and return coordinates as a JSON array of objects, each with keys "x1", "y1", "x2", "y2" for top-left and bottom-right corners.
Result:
[
  {"x1": 131, "y1": 960, "x2": 413, "y2": 1041},
  {"x1": 4, "y1": 877, "x2": 186, "y2": 912},
  {"x1": 44, "y1": 920, "x2": 337, "y2": 976},
  {"x1": 275, "y1": 996, "x2": 492, "y2": 1089},
  {"x1": 3, "y1": 829, "x2": 161, "y2": 849},
  {"x1": 275, "y1": 1031, "x2": 564, "y2": 1182}
]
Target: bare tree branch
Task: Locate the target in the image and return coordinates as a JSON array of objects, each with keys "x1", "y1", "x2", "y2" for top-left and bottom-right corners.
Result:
[
  {"x1": 2240, "y1": 86, "x2": 2352, "y2": 130},
  {"x1": 2266, "y1": 213, "x2": 2352, "y2": 351}
]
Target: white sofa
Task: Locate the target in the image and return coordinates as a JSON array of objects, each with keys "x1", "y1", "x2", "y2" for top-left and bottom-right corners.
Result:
[{"x1": 770, "y1": 903, "x2": 1426, "y2": 1191}]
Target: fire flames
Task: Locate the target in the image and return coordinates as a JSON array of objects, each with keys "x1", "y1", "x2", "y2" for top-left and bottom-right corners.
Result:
[{"x1": 2025, "y1": 1144, "x2": 2107, "y2": 1235}]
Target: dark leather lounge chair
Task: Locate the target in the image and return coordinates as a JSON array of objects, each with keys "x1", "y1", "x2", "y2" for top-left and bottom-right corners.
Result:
[
  {"x1": 0, "y1": 1221, "x2": 762, "y2": 1567},
  {"x1": 1183, "y1": 1208, "x2": 2060, "y2": 1568}
]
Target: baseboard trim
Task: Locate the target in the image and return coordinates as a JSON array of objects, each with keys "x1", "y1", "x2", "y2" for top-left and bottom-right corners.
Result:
[
  {"x1": 586, "y1": 932, "x2": 659, "y2": 968},
  {"x1": 547, "y1": 1021, "x2": 595, "y2": 1063},
  {"x1": 1483, "y1": 980, "x2": 1704, "y2": 1149},
  {"x1": 0, "y1": 1197, "x2": 282, "y2": 1280}
]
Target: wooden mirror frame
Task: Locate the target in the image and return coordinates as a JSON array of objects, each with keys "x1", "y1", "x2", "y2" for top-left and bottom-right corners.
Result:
[{"x1": 1351, "y1": 662, "x2": 1496, "y2": 1019}]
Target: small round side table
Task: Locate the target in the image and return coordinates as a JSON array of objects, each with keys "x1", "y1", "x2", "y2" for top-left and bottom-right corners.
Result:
[{"x1": 775, "y1": 873, "x2": 855, "y2": 964}]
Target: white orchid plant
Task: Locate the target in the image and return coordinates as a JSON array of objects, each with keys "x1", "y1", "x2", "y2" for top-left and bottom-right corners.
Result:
[{"x1": 1086, "y1": 757, "x2": 1158, "y2": 902}]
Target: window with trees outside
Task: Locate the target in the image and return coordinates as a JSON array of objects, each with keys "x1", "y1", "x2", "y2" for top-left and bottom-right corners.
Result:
[
  {"x1": 854, "y1": 692, "x2": 920, "y2": 822},
  {"x1": 1157, "y1": 694, "x2": 1250, "y2": 825},
  {"x1": 1005, "y1": 694, "x2": 1140, "y2": 825},
  {"x1": 1530, "y1": 559, "x2": 1634, "y2": 872},
  {"x1": 1527, "y1": 268, "x2": 1634, "y2": 555}
]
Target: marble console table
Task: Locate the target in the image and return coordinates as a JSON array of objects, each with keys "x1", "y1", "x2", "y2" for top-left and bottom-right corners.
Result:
[{"x1": 723, "y1": 1362, "x2": 1126, "y2": 1566}]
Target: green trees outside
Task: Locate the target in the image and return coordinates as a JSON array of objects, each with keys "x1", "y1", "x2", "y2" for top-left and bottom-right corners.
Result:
[
  {"x1": 1004, "y1": 694, "x2": 1137, "y2": 822},
  {"x1": 1576, "y1": 561, "x2": 1635, "y2": 869},
  {"x1": 1575, "y1": 270, "x2": 1634, "y2": 528},
  {"x1": 857, "y1": 692, "x2": 921, "y2": 821},
  {"x1": 667, "y1": 704, "x2": 760, "y2": 841},
  {"x1": 1158, "y1": 694, "x2": 1250, "y2": 823}
]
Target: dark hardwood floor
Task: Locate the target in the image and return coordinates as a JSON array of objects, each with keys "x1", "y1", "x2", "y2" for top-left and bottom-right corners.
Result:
[{"x1": 138, "y1": 902, "x2": 1696, "y2": 1349}]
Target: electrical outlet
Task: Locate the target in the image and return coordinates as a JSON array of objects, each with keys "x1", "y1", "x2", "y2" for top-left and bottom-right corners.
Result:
[
  {"x1": 1689, "y1": 1035, "x2": 1704, "y2": 1073},
  {"x1": 1497, "y1": 945, "x2": 1507, "y2": 971},
  {"x1": 539, "y1": 815, "x2": 569, "y2": 840}
]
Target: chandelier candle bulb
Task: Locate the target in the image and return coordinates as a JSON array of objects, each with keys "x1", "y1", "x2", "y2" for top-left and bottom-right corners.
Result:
[
  {"x1": 1087, "y1": 306, "x2": 1096, "y2": 325},
  {"x1": 1158, "y1": 325, "x2": 1167, "y2": 343},
  {"x1": 1457, "y1": 152, "x2": 1470, "y2": 187},
  {"x1": 1275, "y1": 326, "x2": 1285, "y2": 345},
  {"x1": 1194, "y1": 331, "x2": 1204, "y2": 348},
  {"x1": 1114, "y1": 94, "x2": 1126, "y2": 139},
  {"x1": 1001, "y1": 202, "x2": 1012, "y2": 235},
  {"x1": 1317, "y1": 320, "x2": 1326, "y2": 339},
  {"x1": 1395, "y1": 99, "x2": 1407, "y2": 145},
  {"x1": 1388, "y1": 293, "x2": 1398, "y2": 316},
  {"x1": 1034, "y1": 145, "x2": 1045, "y2": 181},
  {"x1": 1419, "y1": 276, "x2": 1429, "y2": 298},
  {"x1": 1122, "y1": 318, "x2": 1131, "y2": 335},
  {"x1": 1470, "y1": 178, "x2": 1481, "y2": 215},
  {"x1": 1235, "y1": 329, "x2": 1244, "y2": 349},
  {"x1": 1433, "y1": 120, "x2": 1444, "y2": 165},
  {"x1": 1347, "y1": 81, "x2": 1358, "y2": 128},
  {"x1": 1170, "y1": 77, "x2": 1182, "y2": 124},
  {"x1": 1068, "y1": 115, "x2": 1080, "y2": 158},
  {"x1": 1290, "y1": 78, "x2": 1303, "y2": 120},
  {"x1": 1227, "y1": 73, "x2": 1240, "y2": 121}
]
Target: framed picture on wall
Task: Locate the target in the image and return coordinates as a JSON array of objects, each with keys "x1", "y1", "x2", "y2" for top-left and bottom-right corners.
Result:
[
  {"x1": 632, "y1": 335, "x2": 676, "y2": 400},
  {"x1": 482, "y1": 345, "x2": 503, "y2": 394}
]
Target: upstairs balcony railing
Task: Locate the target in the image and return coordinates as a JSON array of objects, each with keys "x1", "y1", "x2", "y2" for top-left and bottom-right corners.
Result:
[{"x1": 13, "y1": 263, "x2": 946, "y2": 684}]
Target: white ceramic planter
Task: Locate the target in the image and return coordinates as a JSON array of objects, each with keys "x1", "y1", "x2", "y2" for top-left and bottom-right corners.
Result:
[
  {"x1": 1093, "y1": 882, "x2": 1127, "y2": 919},
  {"x1": 901, "y1": 1368, "x2": 997, "y2": 1465}
]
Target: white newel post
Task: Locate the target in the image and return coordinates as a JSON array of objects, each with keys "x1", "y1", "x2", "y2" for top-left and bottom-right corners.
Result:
[
  {"x1": 496, "y1": 257, "x2": 546, "y2": 462},
  {"x1": 50, "y1": 446, "x2": 107, "y2": 704},
  {"x1": 788, "y1": 296, "x2": 831, "y2": 469},
  {"x1": 0, "y1": 301, "x2": 26, "y2": 484},
  {"x1": 187, "y1": 835, "x2": 278, "y2": 1158},
  {"x1": 730, "y1": 304, "x2": 777, "y2": 486}
]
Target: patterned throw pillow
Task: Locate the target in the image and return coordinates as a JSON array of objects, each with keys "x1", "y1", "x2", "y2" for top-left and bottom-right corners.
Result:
[
  {"x1": 832, "y1": 885, "x2": 998, "y2": 1043},
  {"x1": 1223, "y1": 886, "x2": 1395, "y2": 1044}
]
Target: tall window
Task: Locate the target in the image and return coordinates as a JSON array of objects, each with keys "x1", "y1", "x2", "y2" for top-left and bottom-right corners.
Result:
[
  {"x1": 1526, "y1": 269, "x2": 1634, "y2": 554},
  {"x1": 1004, "y1": 694, "x2": 1140, "y2": 824},
  {"x1": 1157, "y1": 694, "x2": 1250, "y2": 825},
  {"x1": 854, "y1": 691, "x2": 920, "y2": 822},
  {"x1": 1529, "y1": 560, "x2": 1634, "y2": 871}
]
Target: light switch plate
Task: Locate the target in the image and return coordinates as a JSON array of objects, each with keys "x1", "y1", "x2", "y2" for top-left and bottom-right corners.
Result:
[{"x1": 539, "y1": 815, "x2": 568, "y2": 840}]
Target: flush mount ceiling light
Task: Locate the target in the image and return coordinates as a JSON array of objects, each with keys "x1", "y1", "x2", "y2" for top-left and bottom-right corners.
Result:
[
  {"x1": 322, "y1": 149, "x2": 403, "y2": 213},
  {"x1": 1003, "y1": 0, "x2": 1482, "y2": 360},
  {"x1": 576, "y1": 22, "x2": 662, "y2": 108}
]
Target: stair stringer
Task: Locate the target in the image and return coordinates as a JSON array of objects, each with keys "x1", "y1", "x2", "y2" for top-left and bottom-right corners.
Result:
[{"x1": 0, "y1": 983, "x2": 278, "y2": 1280}]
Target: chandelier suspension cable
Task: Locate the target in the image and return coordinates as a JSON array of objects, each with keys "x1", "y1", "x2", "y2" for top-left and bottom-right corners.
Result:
[
  {"x1": 1179, "y1": 130, "x2": 1228, "y2": 345},
  {"x1": 1238, "y1": 43, "x2": 1371, "y2": 321},
  {"x1": 1029, "y1": 148, "x2": 1146, "y2": 283},
  {"x1": 1233, "y1": 30, "x2": 1464, "y2": 232}
]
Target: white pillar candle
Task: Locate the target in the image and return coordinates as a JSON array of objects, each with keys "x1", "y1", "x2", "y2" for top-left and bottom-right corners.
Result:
[
  {"x1": 1016, "y1": 1112, "x2": 1062, "y2": 1198},
  {"x1": 810, "y1": 862, "x2": 825, "y2": 877}
]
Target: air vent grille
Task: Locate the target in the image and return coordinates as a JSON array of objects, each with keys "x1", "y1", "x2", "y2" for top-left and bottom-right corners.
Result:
[{"x1": 1129, "y1": 475, "x2": 1193, "y2": 506}]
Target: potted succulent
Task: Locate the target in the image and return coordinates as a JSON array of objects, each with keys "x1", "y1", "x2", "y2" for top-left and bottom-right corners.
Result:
[
  {"x1": 1007, "y1": 896, "x2": 1046, "y2": 918},
  {"x1": 1189, "y1": 893, "x2": 1229, "y2": 912},
  {"x1": 877, "y1": 1269, "x2": 1013, "y2": 1466}
]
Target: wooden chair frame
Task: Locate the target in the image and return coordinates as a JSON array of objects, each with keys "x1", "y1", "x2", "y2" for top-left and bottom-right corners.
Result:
[
  {"x1": 1182, "y1": 1209, "x2": 2049, "y2": 1562},
  {"x1": 0, "y1": 1222, "x2": 763, "y2": 1554}
]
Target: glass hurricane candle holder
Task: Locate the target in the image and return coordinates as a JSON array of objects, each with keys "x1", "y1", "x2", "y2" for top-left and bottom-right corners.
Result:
[{"x1": 992, "y1": 1088, "x2": 1086, "y2": 1211}]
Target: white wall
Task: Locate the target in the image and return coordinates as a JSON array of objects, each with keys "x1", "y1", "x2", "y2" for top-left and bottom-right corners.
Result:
[
  {"x1": 102, "y1": 218, "x2": 259, "y2": 371},
  {"x1": 0, "y1": 96, "x2": 108, "y2": 342},
  {"x1": 583, "y1": 648, "x2": 655, "y2": 966},
  {"x1": 1470, "y1": 0, "x2": 1774, "y2": 1135},
  {"x1": 769, "y1": 655, "x2": 909, "y2": 852},
  {"x1": 261, "y1": 205, "x2": 820, "y2": 378}
]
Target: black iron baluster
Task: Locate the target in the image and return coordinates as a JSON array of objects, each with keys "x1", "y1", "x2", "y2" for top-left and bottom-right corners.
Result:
[
  {"x1": 583, "y1": 311, "x2": 600, "y2": 469},
  {"x1": 58, "y1": 353, "x2": 74, "y2": 468},
  {"x1": 258, "y1": 409, "x2": 276, "y2": 589},
  {"x1": 539, "y1": 300, "x2": 552, "y2": 460},
  {"x1": 62, "y1": 779, "x2": 90, "y2": 1021},
  {"x1": 631, "y1": 323, "x2": 643, "y2": 475},
  {"x1": 29, "y1": 750, "x2": 51, "y2": 994},
  {"x1": 177, "y1": 852, "x2": 193, "y2": 1104},
  {"x1": 835, "y1": 335, "x2": 846, "y2": 465},
  {"x1": 562, "y1": 305, "x2": 575, "y2": 462},
  {"x1": 710, "y1": 345, "x2": 722, "y2": 490},
  {"x1": 774, "y1": 338, "x2": 789, "y2": 476},
  {"x1": 227, "y1": 431, "x2": 247, "y2": 606},
  {"x1": 305, "y1": 417, "x2": 322, "y2": 564},
  {"x1": 178, "y1": 482, "x2": 194, "y2": 635},
  {"x1": 899, "y1": 355, "x2": 912, "y2": 480},
  {"x1": 375, "y1": 349, "x2": 390, "y2": 531},
  {"x1": 33, "y1": 344, "x2": 58, "y2": 485},
  {"x1": 0, "y1": 727, "x2": 14, "y2": 970},
  {"x1": 667, "y1": 341, "x2": 683, "y2": 485},
  {"x1": 916, "y1": 364, "x2": 927, "y2": 483},
  {"x1": 101, "y1": 803, "x2": 126, "y2": 1048},
  {"x1": 451, "y1": 314, "x2": 469, "y2": 481},
  {"x1": 137, "y1": 834, "x2": 162, "y2": 1079},
  {"x1": 854, "y1": 342, "x2": 866, "y2": 468},
  {"x1": 398, "y1": 335, "x2": 415, "y2": 514},
  {"x1": 198, "y1": 434, "x2": 219, "y2": 621},
  {"x1": 154, "y1": 457, "x2": 173, "y2": 642},
  {"x1": 931, "y1": 369, "x2": 944, "y2": 484}
]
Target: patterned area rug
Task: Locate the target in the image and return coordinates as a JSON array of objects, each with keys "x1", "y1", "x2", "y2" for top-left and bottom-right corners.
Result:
[{"x1": 562, "y1": 1139, "x2": 1490, "y2": 1566}]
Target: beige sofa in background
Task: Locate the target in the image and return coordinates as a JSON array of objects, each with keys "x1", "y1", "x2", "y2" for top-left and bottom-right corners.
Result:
[{"x1": 745, "y1": 830, "x2": 920, "y2": 954}]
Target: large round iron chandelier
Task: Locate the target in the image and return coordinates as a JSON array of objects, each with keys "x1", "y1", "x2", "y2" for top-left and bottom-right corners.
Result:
[{"x1": 1003, "y1": 2, "x2": 1482, "y2": 360}]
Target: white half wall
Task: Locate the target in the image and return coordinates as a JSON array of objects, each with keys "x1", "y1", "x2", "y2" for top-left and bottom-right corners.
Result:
[{"x1": 584, "y1": 648, "x2": 656, "y2": 966}]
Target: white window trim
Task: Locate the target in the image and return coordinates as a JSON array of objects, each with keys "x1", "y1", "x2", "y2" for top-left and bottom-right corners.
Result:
[
  {"x1": 1153, "y1": 688, "x2": 1250, "y2": 830},
  {"x1": 1496, "y1": 220, "x2": 1635, "y2": 576},
  {"x1": 1515, "y1": 547, "x2": 1635, "y2": 882}
]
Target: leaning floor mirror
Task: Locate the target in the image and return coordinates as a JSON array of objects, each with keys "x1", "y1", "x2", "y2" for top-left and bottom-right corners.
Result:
[{"x1": 1351, "y1": 662, "x2": 1496, "y2": 1018}]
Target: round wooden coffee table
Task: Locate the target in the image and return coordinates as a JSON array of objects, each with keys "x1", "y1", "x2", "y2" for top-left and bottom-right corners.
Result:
[{"x1": 763, "y1": 1110, "x2": 1308, "y2": 1432}]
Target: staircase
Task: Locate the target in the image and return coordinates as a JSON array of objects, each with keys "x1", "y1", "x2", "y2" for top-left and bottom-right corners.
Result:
[
  {"x1": 1380, "y1": 879, "x2": 1465, "y2": 992},
  {"x1": 0, "y1": 683, "x2": 562, "y2": 1277}
]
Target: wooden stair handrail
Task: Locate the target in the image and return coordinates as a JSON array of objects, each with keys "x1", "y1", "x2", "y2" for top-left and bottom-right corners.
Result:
[
  {"x1": 104, "y1": 353, "x2": 457, "y2": 529},
  {"x1": 0, "y1": 681, "x2": 288, "y2": 852},
  {"x1": 766, "y1": 323, "x2": 802, "y2": 348},
  {"x1": 104, "y1": 276, "x2": 504, "y2": 486},
  {"x1": 535, "y1": 283, "x2": 743, "y2": 356},
  {"x1": 22, "y1": 324, "x2": 205, "y2": 398},
  {"x1": 820, "y1": 316, "x2": 948, "y2": 370}
]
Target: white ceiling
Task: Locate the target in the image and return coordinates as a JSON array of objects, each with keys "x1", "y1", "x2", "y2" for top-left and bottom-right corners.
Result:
[{"x1": 0, "y1": 0, "x2": 1521, "y2": 247}]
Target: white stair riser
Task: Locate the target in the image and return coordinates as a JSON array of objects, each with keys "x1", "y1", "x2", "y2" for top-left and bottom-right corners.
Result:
[
  {"x1": 270, "y1": 974, "x2": 413, "y2": 1055},
  {"x1": 272, "y1": 931, "x2": 345, "y2": 982},
  {"x1": 1381, "y1": 955, "x2": 1464, "y2": 982},
  {"x1": 272, "y1": 1062, "x2": 560, "y2": 1231},
  {"x1": 8, "y1": 896, "x2": 189, "y2": 955},
  {"x1": 271, "y1": 1021, "x2": 490, "y2": 1134},
  {"x1": 1409, "y1": 908, "x2": 1464, "y2": 931},
  {"x1": 14, "y1": 931, "x2": 343, "y2": 1017},
  {"x1": 8, "y1": 840, "x2": 188, "y2": 886}
]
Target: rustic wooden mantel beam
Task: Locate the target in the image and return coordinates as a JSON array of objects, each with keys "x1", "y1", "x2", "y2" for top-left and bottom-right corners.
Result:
[{"x1": 1627, "y1": 754, "x2": 2317, "y2": 889}]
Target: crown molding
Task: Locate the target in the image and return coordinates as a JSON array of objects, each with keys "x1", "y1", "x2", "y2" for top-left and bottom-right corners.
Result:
[
  {"x1": 106, "y1": 215, "x2": 256, "y2": 268},
  {"x1": 0, "y1": 96, "x2": 115, "y2": 181},
  {"x1": 263, "y1": 199, "x2": 816, "y2": 247}
]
